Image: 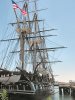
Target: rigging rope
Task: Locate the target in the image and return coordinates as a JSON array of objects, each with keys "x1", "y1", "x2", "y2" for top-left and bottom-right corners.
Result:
[{"x1": 4, "y1": 40, "x2": 19, "y2": 70}]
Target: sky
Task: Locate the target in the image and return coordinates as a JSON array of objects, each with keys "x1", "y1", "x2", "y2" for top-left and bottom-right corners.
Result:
[{"x1": 0, "y1": 0, "x2": 75, "y2": 82}]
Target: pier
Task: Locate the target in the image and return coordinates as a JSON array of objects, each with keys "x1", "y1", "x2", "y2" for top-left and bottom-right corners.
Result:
[{"x1": 59, "y1": 82, "x2": 75, "y2": 97}]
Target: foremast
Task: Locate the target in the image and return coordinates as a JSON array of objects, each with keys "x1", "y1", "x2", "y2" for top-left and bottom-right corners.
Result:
[{"x1": 13, "y1": 1, "x2": 29, "y2": 71}]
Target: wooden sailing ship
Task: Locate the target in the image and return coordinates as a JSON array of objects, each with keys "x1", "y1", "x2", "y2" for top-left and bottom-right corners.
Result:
[{"x1": 0, "y1": 0, "x2": 65, "y2": 100}]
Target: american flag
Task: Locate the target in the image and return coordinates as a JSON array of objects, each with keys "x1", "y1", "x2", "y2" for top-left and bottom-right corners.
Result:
[
  {"x1": 11, "y1": 0, "x2": 27, "y2": 16},
  {"x1": 21, "y1": 9, "x2": 27, "y2": 16},
  {"x1": 11, "y1": 0, "x2": 19, "y2": 9}
]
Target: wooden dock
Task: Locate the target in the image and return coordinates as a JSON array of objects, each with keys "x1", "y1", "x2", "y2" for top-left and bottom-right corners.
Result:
[{"x1": 59, "y1": 82, "x2": 75, "y2": 97}]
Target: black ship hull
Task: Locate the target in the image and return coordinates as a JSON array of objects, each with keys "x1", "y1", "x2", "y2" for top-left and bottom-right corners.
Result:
[
  {"x1": 8, "y1": 90, "x2": 51, "y2": 100},
  {"x1": 9, "y1": 92, "x2": 35, "y2": 100}
]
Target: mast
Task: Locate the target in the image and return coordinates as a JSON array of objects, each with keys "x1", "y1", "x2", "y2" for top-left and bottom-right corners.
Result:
[
  {"x1": 15, "y1": 1, "x2": 30, "y2": 70},
  {"x1": 19, "y1": 1, "x2": 28, "y2": 70},
  {"x1": 13, "y1": 8, "x2": 25, "y2": 70},
  {"x1": 13, "y1": 4, "x2": 25, "y2": 71},
  {"x1": 20, "y1": 32, "x2": 25, "y2": 70}
]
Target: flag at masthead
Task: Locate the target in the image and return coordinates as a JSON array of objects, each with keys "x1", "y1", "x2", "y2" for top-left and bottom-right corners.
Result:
[
  {"x1": 11, "y1": 0, "x2": 19, "y2": 9},
  {"x1": 11, "y1": 0, "x2": 27, "y2": 16}
]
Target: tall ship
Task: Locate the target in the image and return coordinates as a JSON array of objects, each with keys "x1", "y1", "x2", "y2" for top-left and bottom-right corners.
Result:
[{"x1": 0, "y1": 0, "x2": 65, "y2": 100}]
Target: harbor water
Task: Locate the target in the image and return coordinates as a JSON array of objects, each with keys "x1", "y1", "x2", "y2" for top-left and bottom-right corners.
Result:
[{"x1": 44, "y1": 86, "x2": 75, "y2": 100}]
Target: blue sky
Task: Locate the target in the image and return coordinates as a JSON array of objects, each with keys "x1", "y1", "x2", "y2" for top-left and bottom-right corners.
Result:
[{"x1": 0, "y1": 0, "x2": 75, "y2": 82}]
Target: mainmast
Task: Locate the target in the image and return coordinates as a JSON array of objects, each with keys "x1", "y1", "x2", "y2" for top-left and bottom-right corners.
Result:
[{"x1": 19, "y1": 2, "x2": 28, "y2": 70}]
